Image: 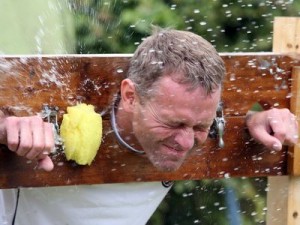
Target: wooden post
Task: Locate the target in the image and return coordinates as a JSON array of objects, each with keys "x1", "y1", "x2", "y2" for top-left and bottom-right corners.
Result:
[
  {"x1": 267, "y1": 17, "x2": 300, "y2": 225},
  {"x1": 287, "y1": 66, "x2": 300, "y2": 225},
  {"x1": 273, "y1": 17, "x2": 300, "y2": 54},
  {"x1": 289, "y1": 66, "x2": 300, "y2": 176}
]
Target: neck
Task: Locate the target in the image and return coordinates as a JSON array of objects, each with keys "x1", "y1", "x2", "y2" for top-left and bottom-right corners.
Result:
[{"x1": 110, "y1": 100, "x2": 144, "y2": 154}]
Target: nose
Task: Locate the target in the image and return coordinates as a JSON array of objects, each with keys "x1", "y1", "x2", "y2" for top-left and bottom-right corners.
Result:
[{"x1": 174, "y1": 128, "x2": 195, "y2": 151}]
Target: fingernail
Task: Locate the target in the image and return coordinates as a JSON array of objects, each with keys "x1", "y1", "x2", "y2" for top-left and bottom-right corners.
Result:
[{"x1": 272, "y1": 143, "x2": 282, "y2": 151}]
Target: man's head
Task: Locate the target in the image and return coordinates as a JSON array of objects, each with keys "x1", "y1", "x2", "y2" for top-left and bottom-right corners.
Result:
[
  {"x1": 119, "y1": 28, "x2": 225, "y2": 171},
  {"x1": 127, "y1": 28, "x2": 225, "y2": 100}
]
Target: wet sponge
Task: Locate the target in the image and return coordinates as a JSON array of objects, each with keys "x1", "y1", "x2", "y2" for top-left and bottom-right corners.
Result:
[{"x1": 60, "y1": 103, "x2": 102, "y2": 165}]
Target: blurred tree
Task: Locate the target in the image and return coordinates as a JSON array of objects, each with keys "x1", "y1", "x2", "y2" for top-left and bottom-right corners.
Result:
[
  {"x1": 147, "y1": 178, "x2": 267, "y2": 225},
  {"x1": 73, "y1": 0, "x2": 300, "y2": 53},
  {"x1": 72, "y1": 0, "x2": 185, "y2": 53}
]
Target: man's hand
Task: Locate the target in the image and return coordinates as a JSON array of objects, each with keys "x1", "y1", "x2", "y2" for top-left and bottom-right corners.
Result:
[
  {"x1": 246, "y1": 108, "x2": 298, "y2": 151},
  {"x1": 0, "y1": 113, "x2": 55, "y2": 171}
]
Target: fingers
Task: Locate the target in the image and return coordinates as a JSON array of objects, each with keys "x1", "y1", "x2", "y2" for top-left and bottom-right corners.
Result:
[
  {"x1": 18, "y1": 118, "x2": 36, "y2": 157},
  {"x1": 268, "y1": 108, "x2": 299, "y2": 146},
  {"x1": 38, "y1": 156, "x2": 54, "y2": 172},
  {"x1": 44, "y1": 123, "x2": 55, "y2": 154},
  {"x1": 5, "y1": 117, "x2": 20, "y2": 151},
  {"x1": 249, "y1": 125, "x2": 283, "y2": 151},
  {"x1": 5, "y1": 116, "x2": 55, "y2": 171},
  {"x1": 247, "y1": 108, "x2": 299, "y2": 151},
  {"x1": 34, "y1": 123, "x2": 55, "y2": 161}
]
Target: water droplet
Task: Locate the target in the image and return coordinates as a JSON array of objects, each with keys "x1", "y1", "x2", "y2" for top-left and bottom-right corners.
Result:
[
  {"x1": 116, "y1": 68, "x2": 123, "y2": 73},
  {"x1": 224, "y1": 173, "x2": 230, "y2": 178},
  {"x1": 170, "y1": 4, "x2": 176, "y2": 10}
]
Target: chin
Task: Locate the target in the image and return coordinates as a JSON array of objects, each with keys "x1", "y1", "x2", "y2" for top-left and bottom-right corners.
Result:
[{"x1": 154, "y1": 161, "x2": 182, "y2": 172}]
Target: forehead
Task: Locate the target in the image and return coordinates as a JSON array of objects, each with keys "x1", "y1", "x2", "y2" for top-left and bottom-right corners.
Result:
[
  {"x1": 147, "y1": 75, "x2": 221, "y2": 121},
  {"x1": 152, "y1": 75, "x2": 220, "y2": 103}
]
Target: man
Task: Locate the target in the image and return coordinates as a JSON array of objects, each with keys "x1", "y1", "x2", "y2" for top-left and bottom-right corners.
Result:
[{"x1": 0, "y1": 29, "x2": 298, "y2": 224}]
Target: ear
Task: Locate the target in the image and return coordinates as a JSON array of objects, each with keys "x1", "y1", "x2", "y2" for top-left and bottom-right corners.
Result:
[{"x1": 120, "y1": 79, "x2": 137, "y2": 112}]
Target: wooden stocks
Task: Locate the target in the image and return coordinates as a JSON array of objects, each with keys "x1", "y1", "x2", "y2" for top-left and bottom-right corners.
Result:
[{"x1": 0, "y1": 54, "x2": 299, "y2": 188}]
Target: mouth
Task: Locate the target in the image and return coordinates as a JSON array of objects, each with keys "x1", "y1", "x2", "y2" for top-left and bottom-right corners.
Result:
[
  {"x1": 148, "y1": 144, "x2": 190, "y2": 172},
  {"x1": 162, "y1": 144, "x2": 187, "y2": 159}
]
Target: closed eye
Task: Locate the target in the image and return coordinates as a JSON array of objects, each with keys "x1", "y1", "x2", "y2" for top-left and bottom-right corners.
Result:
[
  {"x1": 165, "y1": 123, "x2": 211, "y2": 133},
  {"x1": 194, "y1": 122, "x2": 214, "y2": 132},
  {"x1": 194, "y1": 126, "x2": 210, "y2": 133},
  {"x1": 165, "y1": 122, "x2": 185, "y2": 129}
]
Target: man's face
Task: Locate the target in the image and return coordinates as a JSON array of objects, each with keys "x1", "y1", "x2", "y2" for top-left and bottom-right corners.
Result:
[{"x1": 131, "y1": 75, "x2": 221, "y2": 172}]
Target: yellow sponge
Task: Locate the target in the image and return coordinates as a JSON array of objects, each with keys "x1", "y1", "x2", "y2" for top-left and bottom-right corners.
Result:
[{"x1": 60, "y1": 103, "x2": 102, "y2": 165}]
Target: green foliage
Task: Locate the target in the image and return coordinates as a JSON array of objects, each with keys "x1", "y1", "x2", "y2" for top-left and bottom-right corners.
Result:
[
  {"x1": 147, "y1": 178, "x2": 267, "y2": 225},
  {"x1": 73, "y1": 0, "x2": 300, "y2": 53}
]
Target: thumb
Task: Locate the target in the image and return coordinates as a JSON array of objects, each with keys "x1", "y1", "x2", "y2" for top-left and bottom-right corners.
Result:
[{"x1": 38, "y1": 156, "x2": 54, "y2": 171}]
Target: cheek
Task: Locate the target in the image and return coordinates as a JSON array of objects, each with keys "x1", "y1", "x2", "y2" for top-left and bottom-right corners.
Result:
[
  {"x1": 152, "y1": 127, "x2": 177, "y2": 139},
  {"x1": 195, "y1": 132, "x2": 209, "y2": 145},
  {"x1": 133, "y1": 112, "x2": 174, "y2": 141}
]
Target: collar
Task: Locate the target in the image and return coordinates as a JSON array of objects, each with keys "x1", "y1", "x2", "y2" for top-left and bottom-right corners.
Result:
[{"x1": 110, "y1": 96, "x2": 145, "y2": 154}]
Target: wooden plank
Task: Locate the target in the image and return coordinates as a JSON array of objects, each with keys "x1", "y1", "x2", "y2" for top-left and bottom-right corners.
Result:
[
  {"x1": 0, "y1": 54, "x2": 299, "y2": 188},
  {"x1": 0, "y1": 56, "x2": 129, "y2": 117},
  {"x1": 0, "y1": 117, "x2": 287, "y2": 188}
]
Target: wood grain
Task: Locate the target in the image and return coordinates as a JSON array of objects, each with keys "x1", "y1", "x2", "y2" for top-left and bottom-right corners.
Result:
[{"x1": 0, "y1": 54, "x2": 299, "y2": 188}]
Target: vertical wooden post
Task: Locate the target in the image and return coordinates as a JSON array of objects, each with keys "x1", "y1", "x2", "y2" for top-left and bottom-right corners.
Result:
[
  {"x1": 287, "y1": 66, "x2": 300, "y2": 225},
  {"x1": 273, "y1": 17, "x2": 300, "y2": 54},
  {"x1": 267, "y1": 17, "x2": 300, "y2": 225},
  {"x1": 289, "y1": 66, "x2": 300, "y2": 176}
]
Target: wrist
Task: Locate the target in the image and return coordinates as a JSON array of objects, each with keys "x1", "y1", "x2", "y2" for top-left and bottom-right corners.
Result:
[
  {"x1": 245, "y1": 101, "x2": 272, "y2": 135},
  {"x1": 246, "y1": 101, "x2": 272, "y2": 120}
]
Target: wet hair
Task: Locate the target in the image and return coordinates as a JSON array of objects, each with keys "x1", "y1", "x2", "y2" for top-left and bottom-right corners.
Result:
[{"x1": 127, "y1": 28, "x2": 226, "y2": 100}]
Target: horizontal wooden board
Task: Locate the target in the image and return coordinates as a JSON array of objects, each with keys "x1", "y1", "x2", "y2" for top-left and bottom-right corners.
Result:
[{"x1": 0, "y1": 54, "x2": 299, "y2": 188}]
